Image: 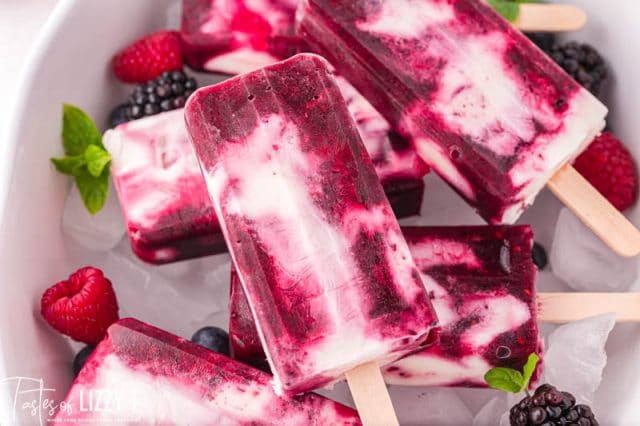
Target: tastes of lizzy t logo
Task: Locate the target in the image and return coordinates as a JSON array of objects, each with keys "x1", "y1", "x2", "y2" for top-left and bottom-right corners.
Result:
[
  {"x1": 0, "y1": 376, "x2": 65, "y2": 425},
  {"x1": 1, "y1": 376, "x2": 140, "y2": 424}
]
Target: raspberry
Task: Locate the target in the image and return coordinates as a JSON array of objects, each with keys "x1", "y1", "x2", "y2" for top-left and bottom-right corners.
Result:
[
  {"x1": 574, "y1": 132, "x2": 638, "y2": 211},
  {"x1": 112, "y1": 30, "x2": 183, "y2": 84},
  {"x1": 509, "y1": 384, "x2": 598, "y2": 426},
  {"x1": 40, "y1": 267, "x2": 119, "y2": 345}
]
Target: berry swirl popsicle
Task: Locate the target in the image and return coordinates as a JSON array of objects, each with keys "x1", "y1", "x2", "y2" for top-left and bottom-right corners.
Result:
[
  {"x1": 185, "y1": 54, "x2": 438, "y2": 422},
  {"x1": 296, "y1": 0, "x2": 640, "y2": 256},
  {"x1": 54, "y1": 318, "x2": 362, "y2": 425},
  {"x1": 230, "y1": 225, "x2": 542, "y2": 387}
]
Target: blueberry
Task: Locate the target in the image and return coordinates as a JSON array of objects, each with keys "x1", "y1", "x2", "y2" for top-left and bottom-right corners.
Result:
[
  {"x1": 73, "y1": 346, "x2": 95, "y2": 376},
  {"x1": 532, "y1": 242, "x2": 548, "y2": 270},
  {"x1": 191, "y1": 326, "x2": 230, "y2": 355}
]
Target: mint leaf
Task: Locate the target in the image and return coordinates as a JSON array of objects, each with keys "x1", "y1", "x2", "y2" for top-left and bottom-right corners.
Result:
[
  {"x1": 521, "y1": 353, "x2": 540, "y2": 390},
  {"x1": 488, "y1": 0, "x2": 520, "y2": 22},
  {"x1": 84, "y1": 145, "x2": 111, "y2": 178},
  {"x1": 51, "y1": 155, "x2": 86, "y2": 176},
  {"x1": 484, "y1": 367, "x2": 524, "y2": 393},
  {"x1": 62, "y1": 104, "x2": 103, "y2": 155},
  {"x1": 74, "y1": 167, "x2": 109, "y2": 215},
  {"x1": 52, "y1": 104, "x2": 111, "y2": 214}
]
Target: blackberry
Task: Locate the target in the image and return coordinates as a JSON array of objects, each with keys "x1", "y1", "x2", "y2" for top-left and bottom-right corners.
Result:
[
  {"x1": 532, "y1": 242, "x2": 548, "y2": 270},
  {"x1": 526, "y1": 32, "x2": 556, "y2": 53},
  {"x1": 107, "y1": 69, "x2": 197, "y2": 128},
  {"x1": 509, "y1": 384, "x2": 598, "y2": 426},
  {"x1": 548, "y1": 42, "x2": 608, "y2": 100}
]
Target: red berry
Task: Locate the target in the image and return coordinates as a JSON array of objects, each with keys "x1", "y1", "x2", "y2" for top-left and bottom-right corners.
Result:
[
  {"x1": 112, "y1": 30, "x2": 183, "y2": 84},
  {"x1": 41, "y1": 267, "x2": 119, "y2": 345},
  {"x1": 574, "y1": 131, "x2": 638, "y2": 211}
]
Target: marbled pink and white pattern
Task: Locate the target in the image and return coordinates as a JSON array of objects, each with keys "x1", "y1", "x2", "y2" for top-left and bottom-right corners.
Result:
[
  {"x1": 230, "y1": 225, "x2": 542, "y2": 387},
  {"x1": 181, "y1": 0, "x2": 304, "y2": 74},
  {"x1": 105, "y1": 97, "x2": 424, "y2": 264},
  {"x1": 104, "y1": 110, "x2": 225, "y2": 264},
  {"x1": 54, "y1": 318, "x2": 361, "y2": 425},
  {"x1": 181, "y1": 0, "x2": 429, "y2": 216},
  {"x1": 297, "y1": 0, "x2": 607, "y2": 224},
  {"x1": 185, "y1": 54, "x2": 438, "y2": 396}
]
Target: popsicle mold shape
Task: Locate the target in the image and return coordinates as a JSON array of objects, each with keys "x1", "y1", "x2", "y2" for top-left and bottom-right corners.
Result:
[
  {"x1": 53, "y1": 318, "x2": 361, "y2": 425},
  {"x1": 185, "y1": 53, "x2": 438, "y2": 395},
  {"x1": 296, "y1": 0, "x2": 607, "y2": 224},
  {"x1": 230, "y1": 225, "x2": 541, "y2": 387}
]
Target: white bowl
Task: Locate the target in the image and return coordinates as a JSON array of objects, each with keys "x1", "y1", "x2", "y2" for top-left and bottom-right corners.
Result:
[{"x1": 1, "y1": 0, "x2": 640, "y2": 424}]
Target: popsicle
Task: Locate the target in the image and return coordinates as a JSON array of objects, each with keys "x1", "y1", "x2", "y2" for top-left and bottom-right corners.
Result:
[
  {"x1": 53, "y1": 318, "x2": 361, "y2": 425},
  {"x1": 185, "y1": 54, "x2": 438, "y2": 421},
  {"x1": 105, "y1": 99, "x2": 426, "y2": 264},
  {"x1": 297, "y1": 0, "x2": 640, "y2": 257},
  {"x1": 230, "y1": 225, "x2": 541, "y2": 387},
  {"x1": 103, "y1": 109, "x2": 224, "y2": 264},
  {"x1": 180, "y1": 0, "x2": 587, "y2": 75},
  {"x1": 181, "y1": 0, "x2": 305, "y2": 75}
]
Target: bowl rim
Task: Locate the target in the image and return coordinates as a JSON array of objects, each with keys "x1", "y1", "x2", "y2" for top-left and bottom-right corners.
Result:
[
  {"x1": 0, "y1": 1, "x2": 75, "y2": 422},
  {"x1": 0, "y1": 0, "x2": 75, "y2": 230}
]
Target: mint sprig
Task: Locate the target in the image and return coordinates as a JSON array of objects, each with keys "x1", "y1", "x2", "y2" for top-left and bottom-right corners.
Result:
[
  {"x1": 485, "y1": 353, "x2": 540, "y2": 393},
  {"x1": 488, "y1": 0, "x2": 521, "y2": 22},
  {"x1": 488, "y1": 0, "x2": 541, "y2": 23},
  {"x1": 51, "y1": 104, "x2": 111, "y2": 215}
]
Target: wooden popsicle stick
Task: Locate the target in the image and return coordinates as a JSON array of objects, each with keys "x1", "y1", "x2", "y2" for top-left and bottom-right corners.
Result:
[
  {"x1": 539, "y1": 293, "x2": 640, "y2": 323},
  {"x1": 345, "y1": 362, "x2": 399, "y2": 426},
  {"x1": 514, "y1": 4, "x2": 587, "y2": 32},
  {"x1": 547, "y1": 164, "x2": 640, "y2": 258}
]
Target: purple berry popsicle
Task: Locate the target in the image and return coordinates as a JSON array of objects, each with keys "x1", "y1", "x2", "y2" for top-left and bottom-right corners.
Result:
[
  {"x1": 184, "y1": 53, "x2": 438, "y2": 396},
  {"x1": 182, "y1": 0, "x2": 305, "y2": 75},
  {"x1": 297, "y1": 0, "x2": 608, "y2": 224},
  {"x1": 230, "y1": 225, "x2": 541, "y2": 387},
  {"x1": 54, "y1": 318, "x2": 361, "y2": 425},
  {"x1": 103, "y1": 109, "x2": 224, "y2": 264},
  {"x1": 105, "y1": 91, "x2": 426, "y2": 264}
]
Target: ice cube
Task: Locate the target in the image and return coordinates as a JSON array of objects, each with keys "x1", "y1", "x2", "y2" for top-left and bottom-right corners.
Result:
[
  {"x1": 62, "y1": 183, "x2": 126, "y2": 251},
  {"x1": 389, "y1": 387, "x2": 473, "y2": 426},
  {"x1": 550, "y1": 208, "x2": 639, "y2": 291},
  {"x1": 542, "y1": 313, "x2": 616, "y2": 404},
  {"x1": 102, "y1": 239, "x2": 232, "y2": 338}
]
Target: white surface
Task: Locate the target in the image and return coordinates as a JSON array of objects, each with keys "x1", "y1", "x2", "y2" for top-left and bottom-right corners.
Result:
[{"x1": 1, "y1": 0, "x2": 640, "y2": 424}]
